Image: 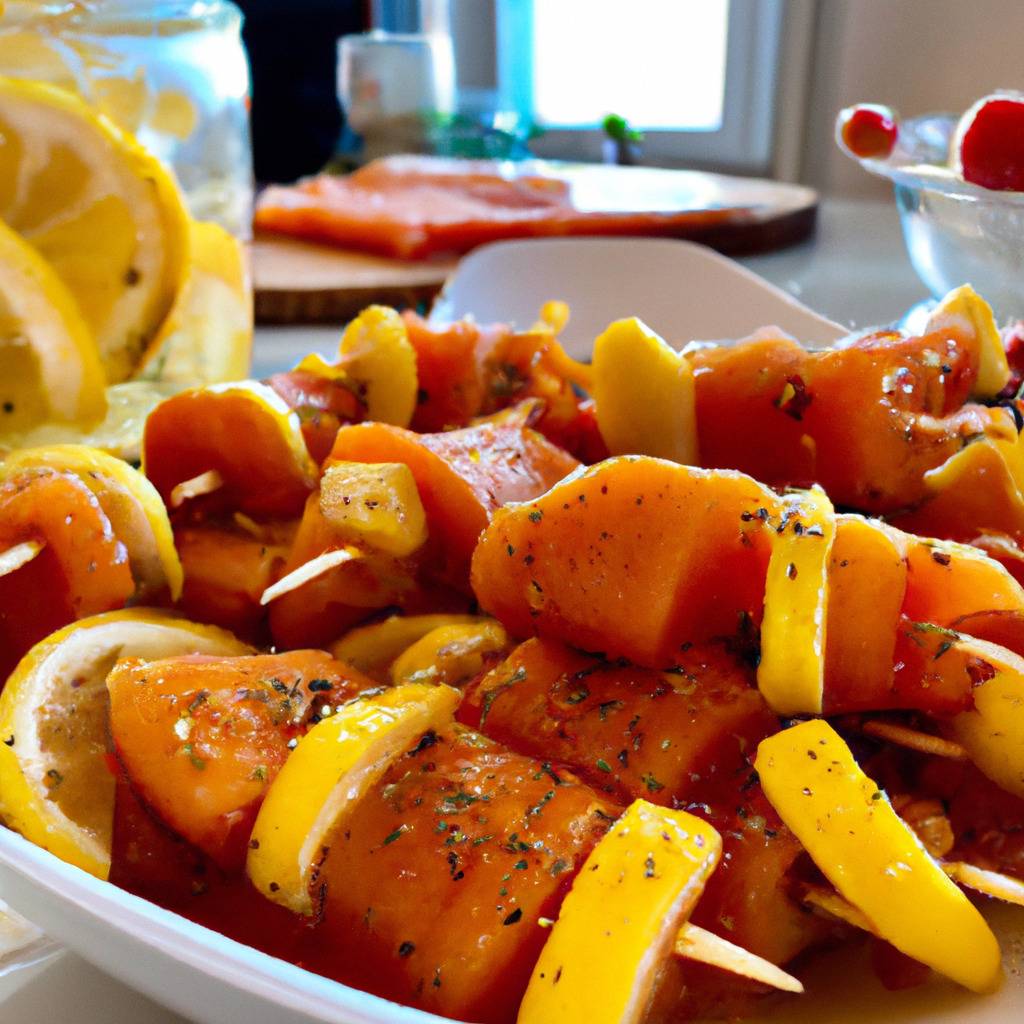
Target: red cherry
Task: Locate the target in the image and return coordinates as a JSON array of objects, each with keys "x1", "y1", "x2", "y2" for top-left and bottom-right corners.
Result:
[
  {"x1": 838, "y1": 104, "x2": 898, "y2": 159},
  {"x1": 957, "y1": 94, "x2": 1024, "y2": 191}
]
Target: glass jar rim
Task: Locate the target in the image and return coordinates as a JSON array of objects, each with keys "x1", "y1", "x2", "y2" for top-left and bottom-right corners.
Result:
[{"x1": 4, "y1": 0, "x2": 241, "y2": 27}]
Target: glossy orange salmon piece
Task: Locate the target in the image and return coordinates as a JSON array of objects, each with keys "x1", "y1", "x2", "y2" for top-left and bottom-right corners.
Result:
[
  {"x1": 328, "y1": 413, "x2": 579, "y2": 585},
  {"x1": 472, "y1": 458, "x2": 779, "y2": 668},
  {"x1": 691, "y1": 327, "x2": 998, "y2": 513},
  {"x1": 254, "y1": 156, "x2": 742, "y2": 261},
  {"x1": 0, "y1": 469, "x2": 134, "y2": 681},
  {"x1": 461, "y1": 637, "x2": 775, "y2": 808},
  {"x1": 175, "y1": 521, "x2": 295, "y2": 644},
  {"x1": 311, "y1": 727, "x2": 618, "y2": 1024},
  {"x1": 108, "y1": 650, "x2": 375, "y2": 870},
  {"x1": 143, "y1": 387, "x2": 316, "y2": 521}
]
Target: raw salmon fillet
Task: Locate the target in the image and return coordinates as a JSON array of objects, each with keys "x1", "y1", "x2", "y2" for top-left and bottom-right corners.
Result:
[{"x1": 254, "y1": 155, "x2": 748, "y2": 260}]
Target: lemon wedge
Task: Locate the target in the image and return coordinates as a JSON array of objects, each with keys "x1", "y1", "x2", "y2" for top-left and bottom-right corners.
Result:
[
  {"x1": 519, "y1": 800, "x2": 722, "y2": 1024},
  {"x1": 135, "y1": 219, "x2": 252, "y2": 385},
  {"x1": 248, "y1": 683, "x2": 460, "y2": 915},
  {"x1": 757, "y1": 720, "x2": 1001, "y2": 993},
  {"x1": 0, "y1": 609, "x2": 250, "y2": 879},
  {"x1": 593, "y1": 317, "x2": 698, "y2": 464},
  {"x1": 757, "y1": 486, "x2": 836, "y2": 715},
  {"x1": 0, "y1": 75, "x2": 190, "y2": 383},
  {"x1": 1, "y1": 444, "x2": 182, "y2": 601},
  {"x1": 0, "y1": 214, "x2": 105, "y2": 434}
]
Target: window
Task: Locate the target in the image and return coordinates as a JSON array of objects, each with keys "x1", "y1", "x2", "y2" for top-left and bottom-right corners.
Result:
[
  {"x1": 529, "y1": 1, "x2": 729, "y2": 133},
  {"x1": 450, "y1": 0, "x2": 792, "y2": 175}
]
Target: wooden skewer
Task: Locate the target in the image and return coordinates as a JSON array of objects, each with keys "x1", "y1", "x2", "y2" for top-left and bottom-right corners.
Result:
[
  {"x1": 800, "y1": 884, "x2": 876, "y2": 933},
  {"x1": 674, "y1": 923, "x2": 804, "y2": 993},
  {"x1": 945, "y1": 861, "x2": 1024, "y2": 907},
  {"x1": 170, "y1": 469, "x2": 224, "y2": 509},
  {"x1": 860, "y1": 720, "x2": 968, "y2": 761},
  {"x1": 260, "y1": 547, "x2": 362, "y2": 605},
  {"x1": 0, "y1": 540, "x2": 45, "y2": 580}
]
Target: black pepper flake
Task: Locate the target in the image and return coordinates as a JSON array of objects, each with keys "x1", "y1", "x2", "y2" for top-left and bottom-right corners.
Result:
[
  {"x1": 503, "y1": 908, "x2": 523, "y2": 926},
  {"x1": 269, "y1": 881, "x2": 280, "y2": 892},
  {"x1": 786, "y1": 562, "x2": 798, "y2": 580},
  {"x1": 528, "y1": 509, "x2": 543, "y2": 523},
  {"x1": 507, "y1": 544, "x2": 516, "y2": 557},
  {"x1": 398, "y1": 941, "x2": 415, "y2": 958},
  {"x1": 308, "y1": 678, "x2": 333, "y2": 692},
  {"x1": 644, "y1": 854, "x2": 656, "y2": 878},
  {"x1": 411, "y1": 730, "x2": 438, "y2": 755},
  {"x1": 931, "y1": 550, "x2": 952, "y2": 567},
  {"x1": 2, "y1": 735, "x2": 13, "y2": 746},
  {"x1": 249, "y1": 838, "x2": 260, "y2": 850},
  {"x1": 1, "y1": 401, "x2": 13, "y2": 414}
]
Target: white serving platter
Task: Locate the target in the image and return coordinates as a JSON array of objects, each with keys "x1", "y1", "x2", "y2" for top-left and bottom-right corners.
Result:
[
  {"x1": 430, "y1": 237, "x2": 847, "y2": 358},
  {"x1": 1, "y1": 235, "x2": 1020, "y2": 1023},
  {"x1": 2, "y1": 820, "x2": 1023, "y2": 1024}
]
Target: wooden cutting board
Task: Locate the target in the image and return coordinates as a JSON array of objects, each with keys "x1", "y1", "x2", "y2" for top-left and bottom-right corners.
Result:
[{"x1": 253, "y1": 166, "x2": 818, "y2": 325}]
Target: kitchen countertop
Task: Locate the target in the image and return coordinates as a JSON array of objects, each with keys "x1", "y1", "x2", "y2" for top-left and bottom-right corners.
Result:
[{"x1": 0, "y1": 195, "x2": 931, "y2": 1024}]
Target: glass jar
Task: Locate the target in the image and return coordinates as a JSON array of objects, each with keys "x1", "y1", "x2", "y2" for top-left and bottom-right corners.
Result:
[{"x1": 0, "y1": 0, "x2": 254, "y2": 238}]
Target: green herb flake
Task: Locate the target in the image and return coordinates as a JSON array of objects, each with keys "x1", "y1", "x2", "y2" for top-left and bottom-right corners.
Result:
[
  {"x1": 641, "y1": 772, "x2": 665, "y2": 793},
  {"x1": 383, "y1": 824, "x2": 409, "y2": 846}
]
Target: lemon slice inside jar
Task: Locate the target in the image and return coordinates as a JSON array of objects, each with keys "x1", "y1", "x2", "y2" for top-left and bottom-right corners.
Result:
[{"x1": 0, "y1": 75, "x2": 190, "y2": 383}]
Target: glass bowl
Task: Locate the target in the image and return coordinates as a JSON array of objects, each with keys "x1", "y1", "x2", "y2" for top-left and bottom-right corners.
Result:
[{"x1": 844, "y1": 113, "x2": 1024, "y2": 321}]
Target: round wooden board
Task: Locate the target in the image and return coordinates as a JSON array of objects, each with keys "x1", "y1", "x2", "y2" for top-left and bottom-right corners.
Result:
[
  {"x1": 252, "y1": 235, "x2": 458, "y2": 325},
  {"x1": 252, "y1": 168, "x2": 818, "y2": 325}
]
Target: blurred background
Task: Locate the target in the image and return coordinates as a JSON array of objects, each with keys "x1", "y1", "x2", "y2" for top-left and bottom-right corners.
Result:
[{"x1": 237, "y1": 0, "x2": 1024, "y2": 196}]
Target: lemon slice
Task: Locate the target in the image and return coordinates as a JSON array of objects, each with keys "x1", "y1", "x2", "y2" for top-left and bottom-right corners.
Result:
[
  {"x1": 330, "y1": 613, "x2": 486, "y2": 681},
  {"x1": 247, "y1": 683, "x2": 460, "y2": 915},
  {"x1": 0, "y1": 214, "x2": 105, "y2": 434},
  {"x1": 135, "y1": 220, "x2": 252, "y2": 385},
  {"x1": 0, "y1": 75, "x2": 190, "y2": 383},
  {"x1": 1, "y1": 444, "x2": 183, "y2": 601},
  {"x1": 390, "y1": 620, "x2": 510, "y2": 687},
  {"x1": 926, "y1": 284, "x2": 1009, "y2": 399},
  {"x1": 0, "y1": 609, "x2": 250, "y2": 879}
]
